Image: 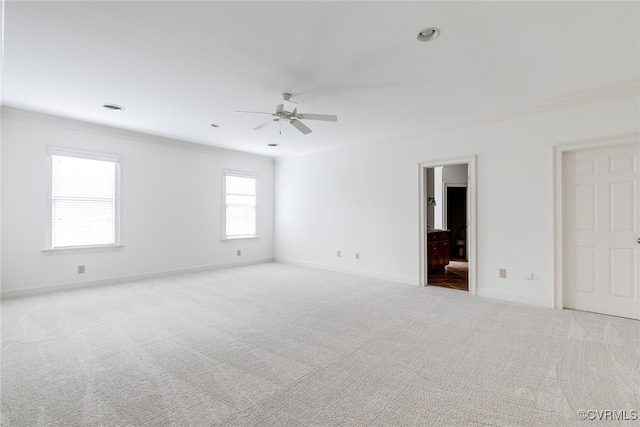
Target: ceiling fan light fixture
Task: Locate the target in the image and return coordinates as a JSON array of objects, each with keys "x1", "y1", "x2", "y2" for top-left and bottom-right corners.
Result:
[{"x1": 417, "y1": 27, "x2": 440, "y2": 42}]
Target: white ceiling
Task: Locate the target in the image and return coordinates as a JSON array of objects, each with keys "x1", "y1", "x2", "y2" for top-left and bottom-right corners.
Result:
[{"x1": 2, "y1": 1, "x2": 639, "y2": 157}]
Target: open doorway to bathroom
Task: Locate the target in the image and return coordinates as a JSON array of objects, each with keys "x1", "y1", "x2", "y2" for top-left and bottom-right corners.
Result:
[
  {"x1": 419, "y1": 157, "x2": 476, "y2": 294},
  {"x1": 439, "y1": 184, "x2": 468, "y2": 290}
]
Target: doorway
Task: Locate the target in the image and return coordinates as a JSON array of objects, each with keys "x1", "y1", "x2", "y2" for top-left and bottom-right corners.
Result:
[
  {"x1": 418, "y1": 156, "x2": 476, "y2": 294},
  {"x1": 556, "y1": 139, "x2": 639, "y2": 319},
  {"x1": 445, "y1": 184, "x2": 467, "y2": 261}
]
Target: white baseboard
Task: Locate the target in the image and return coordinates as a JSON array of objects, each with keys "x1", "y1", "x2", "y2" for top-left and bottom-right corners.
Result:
[
  {"x1": 3, "y1": 258, "x2": 553, "y2": 311},
  {"x1": 274, "y1": 257, "x2": 419, "y2": 286},
  {"x1": 477, "y1": 288, "x2": 553, "y2": 308},
  {"x1": 1, "y1": 257, "x2": 274, "y2": 298}
]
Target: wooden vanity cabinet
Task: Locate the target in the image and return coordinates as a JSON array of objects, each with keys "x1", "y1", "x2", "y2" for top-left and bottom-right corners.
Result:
[{"x1": 428, "y1": 230, "x2": 450, "y2": 273}]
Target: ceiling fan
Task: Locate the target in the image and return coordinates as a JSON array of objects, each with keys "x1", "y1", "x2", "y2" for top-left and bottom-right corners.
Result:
[{"x1": 236, "y1": 93, "x2": 337, "y2": 135}]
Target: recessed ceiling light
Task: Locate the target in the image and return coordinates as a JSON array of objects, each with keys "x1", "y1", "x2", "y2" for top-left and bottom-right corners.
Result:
[
  {"x1": 103, "y1": 103, "x2": 124, "y2": 111},
  {"x1": 210, "y1": 123, "x2": 220, "y2": 128},
  {"x1": 267, "y1": 143, "x2": 278, "y2": 147},
  {"x1": 417, "y1": 27, "x2": 440, "y2": 42}
]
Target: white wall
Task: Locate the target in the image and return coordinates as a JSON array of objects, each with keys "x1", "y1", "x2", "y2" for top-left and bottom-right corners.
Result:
[
  {"x1": 425, "y1": 168, "x2": 434, "y2": 229},
  {"x1": 442, "y1": 164, "x2": 467, "y2": 185},
  {"x1": 1, "y1": 108, "x2": 274, "y2": 293},
  {"x1": 274, "y1": 92, "x2": 640, "y2": 306},
  {"x1": 429, "y1": 163, "x2": 468, "y2": 231},
  {"x1": 433, "y1": 166, "x2": 443, "y2": 229}
]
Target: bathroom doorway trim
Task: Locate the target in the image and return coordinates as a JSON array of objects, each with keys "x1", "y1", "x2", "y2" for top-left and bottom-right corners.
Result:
[{"x1": 418, "y1": 156, "x2": 477, "y2": 294}]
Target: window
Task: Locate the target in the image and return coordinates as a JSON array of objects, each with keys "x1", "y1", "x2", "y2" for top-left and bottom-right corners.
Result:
[
  {"x1": 224, "y1": 171, "x2": 257, "y2": 239},
  {"x1": 49, "y1": 147, "x2": 120, "y2": 249}
]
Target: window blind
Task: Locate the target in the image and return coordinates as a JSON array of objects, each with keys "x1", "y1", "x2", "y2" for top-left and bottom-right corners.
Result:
[
  {"x1": 52, "y1": 154, "x2": 116, "y2": 248},
  {"x1": 225, "y1": 173, "x2": 256, "y2": 238}
]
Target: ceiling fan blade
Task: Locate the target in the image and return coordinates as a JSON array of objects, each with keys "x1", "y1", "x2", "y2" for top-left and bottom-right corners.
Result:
[
  {"x1": 298, "y1": 113, "x2": 338, "y2": 122},
  {"x1": 282, "y1": 100, "x2": 298, "y2": 114},
  {"x1": 290, "y1": 119, "x2": 312, "y2": 135},
  {"x1": 235, "y1": 110, "x2": 274, "y2": 115},
  {"x1": 253, "y1": 119, "x2": 277, "y2": 130}
]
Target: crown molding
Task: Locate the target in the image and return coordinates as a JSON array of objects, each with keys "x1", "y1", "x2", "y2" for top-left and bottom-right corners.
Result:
[
  {"x1": 4, "y1": 79, "x2": 637, "y2": 164},
  {"x1": 277, "y1": 79, "x2": 640, "y2": 162},
  {"x1": 0, "y1": 107, "x2": 274, "y2": 164}
]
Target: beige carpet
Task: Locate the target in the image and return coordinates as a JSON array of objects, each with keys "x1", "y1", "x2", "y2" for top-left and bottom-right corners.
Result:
[{"x1": 2, "y1": 262, "x2": 639, "y2": 426}]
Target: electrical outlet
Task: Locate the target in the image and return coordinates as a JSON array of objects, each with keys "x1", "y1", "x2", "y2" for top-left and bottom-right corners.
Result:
[
  {"x1": 337, "y1": 250, "x2": 341, "y2": 257},
  {"x1": 523, "y1": 272, "x2": 533, "y2": 280},
  {"x1": 499, "y1": 268, "x2": 506, "y2": 278},
  {"x1": 78, "y1": 265, "x2": 85, "y2": 274},
  {"x1": 355, "y1": 253, "x2": 360, "y2": 260},
  {"x1": 237, "y1": 250, "x2": 241, "y2": 256}
]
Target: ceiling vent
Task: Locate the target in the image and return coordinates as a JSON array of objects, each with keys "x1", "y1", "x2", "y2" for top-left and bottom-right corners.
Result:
[{"x1": 103, "y1": 104, "x2": 124, "y2": 111}]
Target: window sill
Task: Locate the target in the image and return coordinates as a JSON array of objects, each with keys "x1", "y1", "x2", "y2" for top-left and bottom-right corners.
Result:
[
  {"x1": 221, "y1": 237, "x2": 259, "y2": 243},
  {"x1": 42, "y1": 244, "x2": 124, "y2": 255}
]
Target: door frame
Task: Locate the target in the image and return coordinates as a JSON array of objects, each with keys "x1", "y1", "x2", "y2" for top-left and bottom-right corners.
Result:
[
  {"x1": 443, "y1": 183, "x2": 468, "y2": 232},
  {"x1": 553, "y1": 132, "x2": 640, "y2": 310},
  {"x1": 442, "y1": 179, "x2": 469, "y2": 261},
  {"x1": 418, "y1": 156, "x2": 477, "y2": 294}
]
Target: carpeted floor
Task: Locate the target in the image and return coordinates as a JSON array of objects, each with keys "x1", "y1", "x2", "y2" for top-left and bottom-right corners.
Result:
[{"x1": 2, "y1": 262, "x2": 639, "y2": 426}]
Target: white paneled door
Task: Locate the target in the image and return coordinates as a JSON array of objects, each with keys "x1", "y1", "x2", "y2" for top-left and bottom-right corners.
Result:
[{"x1": 564, "y1": 142, "x2": 639, "y2": 319}]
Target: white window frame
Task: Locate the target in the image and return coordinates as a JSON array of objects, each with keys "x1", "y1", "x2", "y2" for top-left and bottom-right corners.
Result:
[
  {"x1": 222, "y1": 169, "x2": 258, "y2": 241},
  {"x1": 44, "y1": 146, "x2": 122, "y2": 254}
]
